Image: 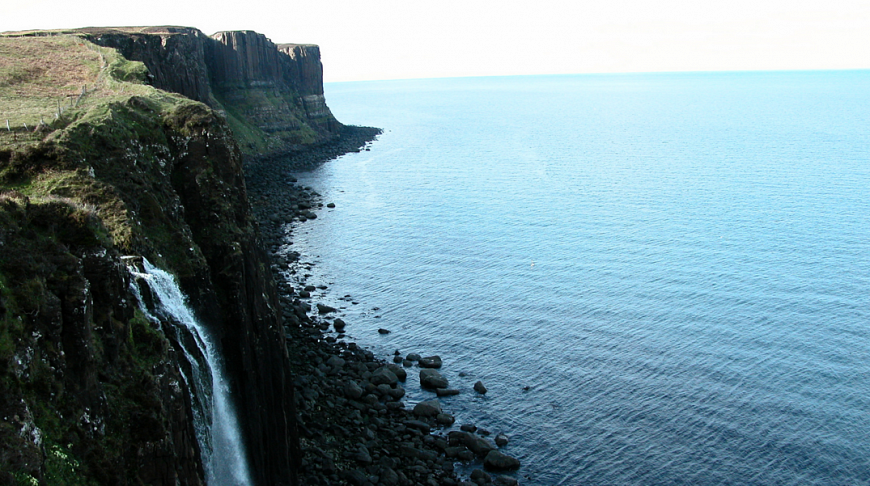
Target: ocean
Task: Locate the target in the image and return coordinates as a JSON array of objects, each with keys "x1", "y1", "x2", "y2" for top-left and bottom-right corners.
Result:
[{"x1": 288, "y1": 71, "x2": 870, "y2": 485}]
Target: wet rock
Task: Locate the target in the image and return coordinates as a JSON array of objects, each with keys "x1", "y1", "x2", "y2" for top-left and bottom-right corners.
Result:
[
  {"x1": 371, "y1": 367, "x2": 399, "y2": 386},
  {"x1": 385, "y1": 364, "x2": 407, "y2": 381},
  {"x1": 404, "y1": 420, "x2": 432, "y2": 434},
  {"x1": 436, "y1": 413, "x2": 455, "y2": 426},
  {"x1": 317, "y1": 303, "x2": 337, "y2": 314},
  {"x1": 413, "y1": 400, "x2": 442, "y2": 417},
  {"x1": 406, "y1": 353, "x2": 422, "y2": 362},
  {"x1": 483, "y1": 450, "x2": 520, "y2": 471},
  {"x1": 460, "y1": 424, "x2": 477, "y2": 433},
  {"x1": 327, "y1": 202, "x2": 336, "y2": 208},
  {"x1": 462, "y1": 433, "x2": 497, "y2": 457},
  {"x1": 436, "y1": 388, "x2": 460, "y2": 397},
  {"x1": 494, "y1": 476, "x2": 518, "y2": 486},
  {"x1": 474, "y1": 381, "x2": 488, "y2": 394},
  {"x1": 333, "y1": 318, "x2": 346, "y2": 331},
  {"x1": 420, "y1": 369, "x2": 449, "y2": 389},
  {"x1": 378, "y1": 328, "x2": 391, "y2": 334},
  {"x1": 495, "y1": 433, "x2": 509, "y2": 447},
  {"x1": 419, "y1": 355, "x2": 442, "y2": 368},
  {"x1": 387, "y1": 384, "x2": 406, "y2": 400},
  {"x1": 470, "y1": 469, "x2": 492, "y2": 485}
]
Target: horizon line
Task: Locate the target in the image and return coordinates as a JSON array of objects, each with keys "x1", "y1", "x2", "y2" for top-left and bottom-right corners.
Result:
[{"x1": 325, "y1": 67, "x2": 870, "y2": 85}]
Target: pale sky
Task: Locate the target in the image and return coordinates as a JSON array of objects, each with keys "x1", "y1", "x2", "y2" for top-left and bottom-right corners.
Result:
[{"x1": 4, "y1": 0, "x2": 869, "y2": 82}]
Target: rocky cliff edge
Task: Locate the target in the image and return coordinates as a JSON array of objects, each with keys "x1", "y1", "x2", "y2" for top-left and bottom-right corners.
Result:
[{"x1": 0, "y1": 30, "x2": 322, "y2": 485}]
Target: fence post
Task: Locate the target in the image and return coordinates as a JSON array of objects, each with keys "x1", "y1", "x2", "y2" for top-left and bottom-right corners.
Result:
[{"x1": 5, "y1": 120, "x2": 9, "y2": 131}]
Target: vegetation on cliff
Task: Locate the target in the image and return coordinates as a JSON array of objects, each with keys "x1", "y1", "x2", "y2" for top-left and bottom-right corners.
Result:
[{"x1": 1, "y1": 31, "x2": 294, "y2": 485}]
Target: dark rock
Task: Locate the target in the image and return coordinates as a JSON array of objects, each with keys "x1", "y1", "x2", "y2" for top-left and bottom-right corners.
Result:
[
  {"x1": 436, "y1": 388, "x2": 461, "y2": 397},
  {"x1": 385, "y1": 364, "x2": 407, "y2": 381},
  {"x1": 327, "y1": 202, "x2": 336, "y2": 208},
  {"x1": 483, "y1": 450, "x2": 520, "y2": 471},
  {"x1": 413, "y1": 400, "x2": 442, "y2": 417},
  {"x1": 474, "y1": 381, "x2": 488, "y2": 394},
  {"x1": 420, "y1": 369, "x2": 449, "y2": 389},
  {"x1": 378, "y1": 328, "x2": 391, "y2": 334},
  {"x1": 370, "y1": 368, "x2": 399, "y2": 386},
  {"x1": 317, "y1": 303, "x2": 337, "y2": 314},
  {"x1": 343, "y1": 469, "x2": 369, "y2": 486},
  {"x1": 495, "y1": 433, "x2": 509, "y2": 447},
  {"x1": 470, "y1": 469, "x2": 492, "y2": 485},
  {"x1": 460, "y1": 424, "x2": 477, "y2": 433},
  {"x1": 406, "y1": 353, "x2": 422, "y2": 362},
  {"x1": 387, "y1": 384, "x2": 405, "y2": 400},
  {"x1": 419, "y1": 355, "x2": 442, "y2": 368},
  {"x1": 344, "y1": 381, "x2": 364, "y2": 400},
  {"x1": 463, "y1": 433, "x2": 497, "y2": 457},
  {"x1": 436, "y1": 413, "x2": 455, "y2": 426},
  {"x1": 351, "y1": 445, "x2": 372, "y2": 465},
  {"x1": 333, "y1": 318, "x2": 346, "y2": 331},
  {"x1": 404, "y1": 420, "x2": 432, "y2": 434}
]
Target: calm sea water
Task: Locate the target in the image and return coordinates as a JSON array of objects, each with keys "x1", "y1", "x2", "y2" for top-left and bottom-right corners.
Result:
[{"x1": 288, "y1": 72, "x2": 870, "y2": 485}]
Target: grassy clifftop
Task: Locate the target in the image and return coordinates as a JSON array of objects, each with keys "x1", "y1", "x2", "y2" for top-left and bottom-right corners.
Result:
[{"x1": 0, "y1": 33, "x2": 256, "y2": 485}]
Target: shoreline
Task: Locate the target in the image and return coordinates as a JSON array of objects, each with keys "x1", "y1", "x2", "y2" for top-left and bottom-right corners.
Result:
[{"x1": 244, "y1": 127, "x2": 522, "y2": 486}]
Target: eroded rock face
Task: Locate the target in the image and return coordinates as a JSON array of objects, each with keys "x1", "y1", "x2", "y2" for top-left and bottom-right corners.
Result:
[
  {"x1": 0, "y1": 96, "x2": 298, "y2": 485},
  {"x1": 87, "y1": 27, "x2": 342, "y2": 158}
]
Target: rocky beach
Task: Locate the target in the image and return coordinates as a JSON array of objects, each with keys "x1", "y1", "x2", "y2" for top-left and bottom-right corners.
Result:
[{"x1": 244, "y1": 126, "x2": 523, "y2": 486}]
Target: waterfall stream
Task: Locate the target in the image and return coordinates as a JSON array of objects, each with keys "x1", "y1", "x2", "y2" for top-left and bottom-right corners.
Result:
[{"x1": 128, "y1": 258, "x2": 252, "y2": 486}]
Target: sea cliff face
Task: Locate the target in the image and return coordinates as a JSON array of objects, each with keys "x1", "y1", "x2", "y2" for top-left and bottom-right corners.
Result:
[
  {"x1": 0, "y1": 29, "x2": 332, "y2": 485},
  {"x1": 83, "y1": 27, "x2": 341, "y2": 159}
]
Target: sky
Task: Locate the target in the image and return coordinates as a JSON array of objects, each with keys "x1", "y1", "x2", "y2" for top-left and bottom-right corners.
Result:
[{"x1": 4, "y1": 0, "x2": 869, "y2": 82}]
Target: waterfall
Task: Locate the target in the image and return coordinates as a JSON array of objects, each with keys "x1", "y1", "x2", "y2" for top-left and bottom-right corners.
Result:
[{"x1": 128, "y1": 258, "x2": 253, "y2": 486}]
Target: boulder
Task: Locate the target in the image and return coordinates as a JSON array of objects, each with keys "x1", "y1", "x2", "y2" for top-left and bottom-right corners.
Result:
[
  {"x1": 436, "y1": 388, "x2": 460, "y2": 397},
  {"x1": 385, "y1": 364, "x2": 407, "y2": 381},
  {"x1": 387, "y1": 384, "x2": 406, "y2": 400},
  {"x1": 316, "y1": 303, "x2": 337, "y2": 314},
  {"x1": 483, "y1": 450, "x2": 520, "y2": 471},
  {"x1": 406, "y1": 353, "x2": 422, "y2": 362},
  {"x1": 473, "y1": 381, "x2": 487, "y2": 394},
  {"x1": 463, "y1": 433, "x2": 497, "y2": 457},
  {"x1": 413, "y1": 400, "x2": 442, "y2": 417},
  {"x1": 344, "y1": 381, "x2": 363, "y2": 400},
  {"x1": 419, "y1": 355, "x2": 442, "y2": 368},
  {"x1": 436, "y1": 413, "x2": 455, "y2": 426},
  {"x1": 370, "y1": 367, "x2": 399, "y2": 386},
  {"x1": 495, "y1": 433, "x2": 509, "y2": 447},
  {"x1": 420, "y1": 369, "x2": 449, "y2": 389},
  {"x1": 470, "y1": 469, "x2": 491, "y2": 485}
]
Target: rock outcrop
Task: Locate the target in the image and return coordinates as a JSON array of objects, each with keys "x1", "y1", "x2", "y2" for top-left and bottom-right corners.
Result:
[
  {"x1": 0, "y1": 29, "x2": 327, "y2": 485},
  {"x1": 82, "y1": 27, "x2": 341, "y2": 158}
]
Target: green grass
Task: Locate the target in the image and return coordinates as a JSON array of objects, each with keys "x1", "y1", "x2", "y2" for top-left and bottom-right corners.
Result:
[{"x1": 0, "y1": 34, "x2": 150, "y2": 151}]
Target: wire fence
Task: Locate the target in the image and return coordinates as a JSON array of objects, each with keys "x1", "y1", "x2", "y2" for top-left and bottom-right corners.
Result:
[{"x1": 3, "y1": 37, "x2": 114, "y2": 137}]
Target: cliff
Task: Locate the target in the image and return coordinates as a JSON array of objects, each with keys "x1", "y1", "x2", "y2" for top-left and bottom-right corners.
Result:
[
  {"x1": 75, "y1": 27, "x2": 341, "y2": 159},
  {"x1": 0, "y1": 31, "x2": 311, "y2": 485}
]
